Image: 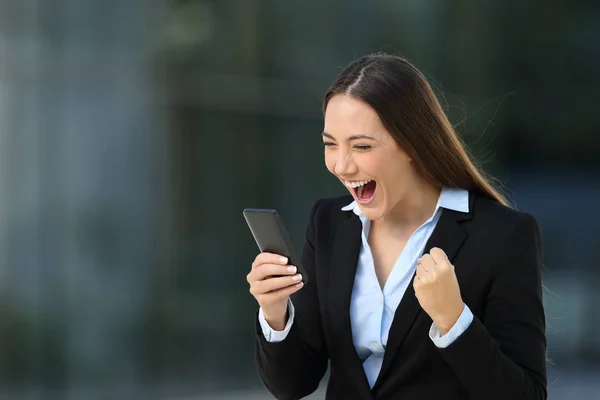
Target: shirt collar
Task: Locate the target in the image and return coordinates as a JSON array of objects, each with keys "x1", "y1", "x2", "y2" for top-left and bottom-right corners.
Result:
[{"x1": 341, "y1": 187, "x2": 470, "y2": 216}]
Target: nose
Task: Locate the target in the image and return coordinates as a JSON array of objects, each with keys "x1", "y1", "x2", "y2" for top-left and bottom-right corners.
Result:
[{"x1": 333, "y1": 151, "x2": 357, "y2": 177}]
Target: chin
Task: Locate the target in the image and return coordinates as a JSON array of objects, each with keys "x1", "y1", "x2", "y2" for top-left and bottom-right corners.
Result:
[
  {"x1": 358, "y1": 202, "x2": 386, "y2": 221},
  {"x1": 366, "y1": 209, "x2": 385, "y2": 221}
]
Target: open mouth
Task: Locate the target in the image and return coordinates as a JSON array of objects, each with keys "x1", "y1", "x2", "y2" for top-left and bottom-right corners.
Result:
[{"x1": 345, "y1": 180, "x2": 377, "y2": 203}]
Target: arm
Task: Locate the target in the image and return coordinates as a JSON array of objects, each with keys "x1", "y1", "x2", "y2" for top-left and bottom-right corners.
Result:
[
  {"x1": 255, "y1": 200, "x2": 329, "y2": 400},
  {"x1": 429, "y1": 303, "x2": 474, "y2": 348},
  {"x1": 258, "y1": 299, "x2": 295, "y2": 342},
  {"x1": 436, "y1": 213, "x2": 547, "y2": 400}
]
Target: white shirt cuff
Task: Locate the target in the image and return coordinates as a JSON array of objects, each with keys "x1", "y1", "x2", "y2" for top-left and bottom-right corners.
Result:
[
  {"x1": 258, "y1": 298, "x2": 295, "y2": 342},
  {"x1": 429, "y1": 303, "x2": 474, "y2": 348}
]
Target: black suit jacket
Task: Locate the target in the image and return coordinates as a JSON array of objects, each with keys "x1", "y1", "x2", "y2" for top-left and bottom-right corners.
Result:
[{"x1": 255, "y1": 192, "x2": 547, "y2": 400}]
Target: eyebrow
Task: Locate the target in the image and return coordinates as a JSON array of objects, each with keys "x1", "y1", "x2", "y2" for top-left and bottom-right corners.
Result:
[{"x1": 322, "y1": 132, "x2": 376, "y2": 141}]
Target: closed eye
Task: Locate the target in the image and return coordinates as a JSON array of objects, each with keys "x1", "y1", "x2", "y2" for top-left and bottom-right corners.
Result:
[{"x1": 323, "y1": 142, "x2": 371, "y2": 151}]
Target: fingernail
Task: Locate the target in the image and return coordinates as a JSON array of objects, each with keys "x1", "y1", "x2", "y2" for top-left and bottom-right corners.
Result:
[
  {"x1": 287, "y1": 266, "x2": 297, "y2": 273},
  {"x1": 295, "y1": 282, "x2": 304, "y2": 288},
  {"x1": 291, "y1": 274, "x2": 302, "y2": 282},
  {"x1": 279, "y1": 256, "x2": 288, "y2": 264}
]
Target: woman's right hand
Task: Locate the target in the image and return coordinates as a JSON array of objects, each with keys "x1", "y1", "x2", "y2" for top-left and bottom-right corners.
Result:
[{"x1": 247, "y1": 252, "x2": 304, "y2": 330}]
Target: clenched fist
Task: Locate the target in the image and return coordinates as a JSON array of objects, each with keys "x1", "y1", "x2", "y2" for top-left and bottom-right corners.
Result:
[{"x1": 413, "y1": 247, "x2": 464, "y2": 335}]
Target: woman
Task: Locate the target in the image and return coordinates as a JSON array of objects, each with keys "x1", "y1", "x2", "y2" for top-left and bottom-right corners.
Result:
[{"x1": 246, "y1": 53, "x2": 547, "y2": 400}]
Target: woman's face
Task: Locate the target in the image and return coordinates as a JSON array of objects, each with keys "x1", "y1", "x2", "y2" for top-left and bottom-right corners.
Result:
[{"x1": 323, "y1": 94, "x2": 416, "y2": 221}]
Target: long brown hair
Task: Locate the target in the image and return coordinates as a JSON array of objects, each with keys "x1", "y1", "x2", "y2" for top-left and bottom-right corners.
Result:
[{"x1": 323, "y1": 53, "x2": 510, "y2": 207}]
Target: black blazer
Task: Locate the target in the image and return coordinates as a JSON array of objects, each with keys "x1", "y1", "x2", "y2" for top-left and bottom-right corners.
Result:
[{"x1": 255, "y1": 191, "x2": 547, "y2": 400}]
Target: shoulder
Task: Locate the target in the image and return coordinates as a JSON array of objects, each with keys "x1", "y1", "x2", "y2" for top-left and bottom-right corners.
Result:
[
  {"x1": 307, "y1": 194, "x2": 354, "y2": 225},
  {"x1": 470, "y1": 192, "x2": 540, "y2": 241},
  {"x1": 312, "y1": 194, "x2": 354, "y2": 213}
]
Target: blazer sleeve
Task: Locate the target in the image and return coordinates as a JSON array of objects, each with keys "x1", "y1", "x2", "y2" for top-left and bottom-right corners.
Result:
[
  {"x1": 436, "y1": 213, "x2": 547, "y2": 400},
  {"x1": 255, "y1": 199, "x2": 329, "y2": 400}
]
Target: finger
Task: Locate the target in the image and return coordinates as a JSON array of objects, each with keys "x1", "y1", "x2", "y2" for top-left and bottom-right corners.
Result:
[
  {"x1": 258, "y1": 281, "x2": 304, "y2": 304},
  {"x1": 416, "y1": 259, "x2": 430, "y2": 274},
  {"x1": 417, "y1": 273, "x2": 433, "y2": 285},
  {"x1": 430, "y1": 250, "x2": 453, "y2": 274},
  {"x1": 415, "y1": 263, "x2": 427, "y2": 278},
  {"x1": 416, "y1": 261, "x2": 437, "y2": 283},
  {"x1": 248, "y1": 264, "x2": 298, "y2": 282},
  {"x1": 252, "y1": 252, "x2": 289, "y2": 269},
  {"x1": 413, "y1": 270, "x2": 423, "y2": 282},
  {"x1": 430, "y1": 247, "x2": 448, "y2": 264},
  {"x1": 247, "y1": 264, "x2": 296, "y2": 284},
  {"x1": 413, "y1": 274, "x2": 425, "y2": 289},
  {"x1": 251, "y1": 274, "x2": 303, "y2": 295},
  {"x1": 420, "y1": 253, "x2": 436, "y2": 270}
]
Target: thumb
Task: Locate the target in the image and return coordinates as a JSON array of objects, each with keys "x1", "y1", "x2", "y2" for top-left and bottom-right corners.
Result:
[{"x1": 430, "y1": 247, "x2": 448, "y2": 264}]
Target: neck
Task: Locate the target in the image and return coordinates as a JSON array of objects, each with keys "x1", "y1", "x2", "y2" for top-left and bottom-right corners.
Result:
[{"x1": 376, "y1": 180, "x2": 441, "y2": 235}]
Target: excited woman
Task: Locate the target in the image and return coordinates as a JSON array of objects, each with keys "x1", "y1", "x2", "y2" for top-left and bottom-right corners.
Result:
[{"x1": 246, "y1": 53, "x2": 547, "y2": 400}]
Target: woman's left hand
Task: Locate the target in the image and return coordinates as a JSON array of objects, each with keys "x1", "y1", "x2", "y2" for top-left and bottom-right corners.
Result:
[{"x1": 413, "y1": 247, "x2": 465, "y2": 335}]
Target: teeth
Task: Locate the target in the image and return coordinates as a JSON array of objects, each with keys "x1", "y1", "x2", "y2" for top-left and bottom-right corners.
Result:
[
  {"x1": 345, "y1": 180, "x2": 372, "y2": 189},
  {"x1": 357, "y1": 185, "x2": 364, "y2": 198}
]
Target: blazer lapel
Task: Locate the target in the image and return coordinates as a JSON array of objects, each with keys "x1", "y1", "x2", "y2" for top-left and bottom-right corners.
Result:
[
  {"x1": 373, "y1": 201, "x2": 473, "y2": 390},
  {"x1": 328, "y1": 213, "x2": 374, "y2": 399}
]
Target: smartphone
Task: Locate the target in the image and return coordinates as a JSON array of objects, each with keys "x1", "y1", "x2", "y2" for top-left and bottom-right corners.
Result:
[{"x1": 243, "y1": 208, "x2": 308, "y2": 285}]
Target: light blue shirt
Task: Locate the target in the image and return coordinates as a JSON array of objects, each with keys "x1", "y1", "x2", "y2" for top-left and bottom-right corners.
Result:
[{"x1": 258, "y1": 187, "x2": 474, "y2": 388}]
